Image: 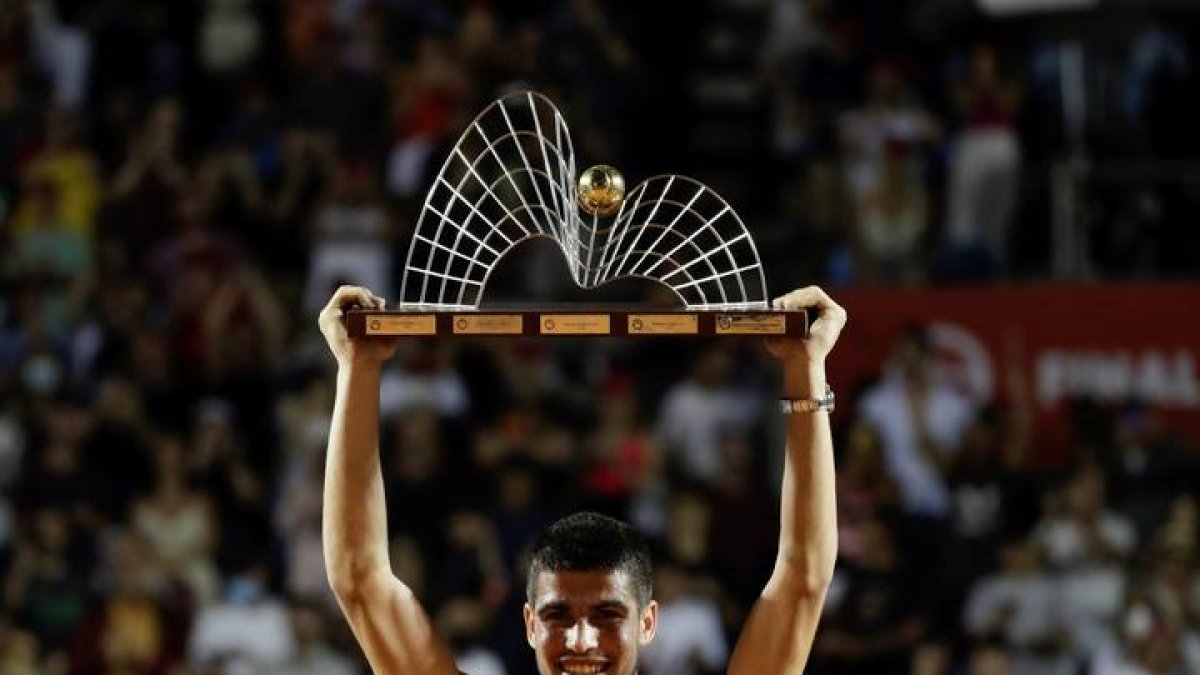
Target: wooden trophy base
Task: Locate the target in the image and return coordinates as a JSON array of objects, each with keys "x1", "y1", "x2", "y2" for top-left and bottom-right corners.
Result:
[{"x1": 345, "y1": 305, "x2": 808, "y2": 338}]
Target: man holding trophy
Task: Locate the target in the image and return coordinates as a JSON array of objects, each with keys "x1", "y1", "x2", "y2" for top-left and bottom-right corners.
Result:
[
  {"x1": 318, "y1": 282, "x2": 846, "y2": 675},
  {"x1": 318, "y1": 91, "x2": 846, "y2": 675}
]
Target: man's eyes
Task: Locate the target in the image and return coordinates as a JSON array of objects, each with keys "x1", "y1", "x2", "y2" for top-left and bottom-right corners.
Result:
[{"x1": 541, "y1": 610, "x2": 625, "y2": 624}]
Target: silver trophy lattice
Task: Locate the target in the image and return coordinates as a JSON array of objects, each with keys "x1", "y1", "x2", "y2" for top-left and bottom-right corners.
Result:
[{"x1": 348, "y1": 91, "x2": 803, "y2": 338}]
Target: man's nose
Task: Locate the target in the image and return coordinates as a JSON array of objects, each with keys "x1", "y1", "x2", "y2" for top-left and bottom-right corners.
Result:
[{"x1": 565, "y1": 620, "x2": 599, "y2": 652}]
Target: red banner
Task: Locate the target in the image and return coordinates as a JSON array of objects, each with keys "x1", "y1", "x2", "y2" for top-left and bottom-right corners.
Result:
[{"x1": 827, "y1": 284, "x2": 1200, "y2": 467}]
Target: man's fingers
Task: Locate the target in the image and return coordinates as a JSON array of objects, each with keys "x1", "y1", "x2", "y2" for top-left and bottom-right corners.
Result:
[
  {"x1": 772, "y1": 286, "x2": 846, "y2": 324},
  {"x1": 318, "y1": 286, "x2": 384, "y2": 336},
  {"x1": 771, "y1": 285, "x2": 834, "y2": 311},
  {"x1": 772, "y1": 285, "x2": 848, "y2": 340},
  {"x1": 322, "y1": 285, "x2": 377, "y2": 315}
]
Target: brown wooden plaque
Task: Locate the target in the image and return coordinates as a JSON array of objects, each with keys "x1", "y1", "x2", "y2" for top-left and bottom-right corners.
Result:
[{"x1": 346, "y1": 307, "x2": 807, "y2": 338}]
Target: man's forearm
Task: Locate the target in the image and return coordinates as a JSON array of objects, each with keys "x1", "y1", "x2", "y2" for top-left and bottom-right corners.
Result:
[
  {"x1": 323, "y1": 364, "x2": 391, "y2": 595},
  {"x1": 775, "y1": 361, "x2": 838, "y2": 590},
  {"x1": 725, "y1": 288, "x2": 845, "y2": 675}
]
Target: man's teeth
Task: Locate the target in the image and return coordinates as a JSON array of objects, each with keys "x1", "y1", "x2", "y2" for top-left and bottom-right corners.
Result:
[{"x1": 561, "y1": 664, "x2": 606, "y2": 674}]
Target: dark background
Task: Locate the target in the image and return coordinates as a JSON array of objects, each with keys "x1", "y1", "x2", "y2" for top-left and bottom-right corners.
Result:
[{"x1": 1, "y1": 1, "x2": 1199, "y2": 674}]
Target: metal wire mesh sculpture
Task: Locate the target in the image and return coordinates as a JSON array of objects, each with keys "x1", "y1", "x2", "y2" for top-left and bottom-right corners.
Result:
[{"x1": 398, "y1": 91, "x2": 769, "y2": 311}]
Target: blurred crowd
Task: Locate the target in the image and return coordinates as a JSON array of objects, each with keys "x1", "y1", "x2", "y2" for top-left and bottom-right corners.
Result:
[
  {"x1": 1, "y1": 1, "x2": 1199, "y2": 675},
  {"x1": 753, "y1": 0, "x2": 1200, "y2": 286}
]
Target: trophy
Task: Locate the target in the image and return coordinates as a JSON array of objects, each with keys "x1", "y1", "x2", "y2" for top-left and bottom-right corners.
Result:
[{"x1": 346, "y1": 91, "x2": 805, "y2": 338}]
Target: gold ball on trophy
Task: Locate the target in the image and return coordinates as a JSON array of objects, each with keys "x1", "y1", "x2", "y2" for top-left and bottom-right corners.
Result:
[{"x1": 577, "y1": 165, "x2": 626, "y2": 217}]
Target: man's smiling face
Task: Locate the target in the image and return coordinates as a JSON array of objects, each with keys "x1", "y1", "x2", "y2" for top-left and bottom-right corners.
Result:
[{"x1": 524, "y1": 569, "x2": 658, "y2": 675}]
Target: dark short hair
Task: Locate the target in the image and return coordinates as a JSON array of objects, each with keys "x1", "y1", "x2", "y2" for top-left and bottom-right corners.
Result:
[{"x1": 526, "y1": 512, "x2": 653, "y2": 609}]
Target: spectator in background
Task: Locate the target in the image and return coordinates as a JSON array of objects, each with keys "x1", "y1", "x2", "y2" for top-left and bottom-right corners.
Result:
[
  {"x1": 385, "y1": 33, "x2": 470, "y2": 200},
  {"x1": 1100, "y1": 401, "x2": 1198, "y2": 542},
  {"x1": 383, "y1": 407, "x2": 458, "y2": 557},
  {"x1": 80, "y1": 376, "x2": 156, "y2": 526},
  {"x1": 14, "y1": 397, "x2": 91, "y2": 522},
  {"x1": 661, "y1": 488, "x2": 716, "y2": 581},
  {"x1": 149, "y1": 196, "x2": 243, "y2": 385},
  {"x1": 380, "y1": 342, "x2": 469, "y2": 419},
  {"x1": 70, "y1": 531, "x2": 185, "y2": 675},
  {"x1": 0, "y1": 399, "x2": 20, "y2": 550},
  {"x1": 835, "y1": 423, "x2": 899, "y2": 567},
  {"x1": 110, "y1": 99, "x2": 189, "y2": 260},
  {"x1": 9, "y1": 106, "x2": 100, "y2": 241},
  {"x1": 966, "y1": 638, "x2": 1015, "y2": 675},
  {"x1": 189, "y1": 399, "x2": 276, "y2": 580},
  {"x1": 491, "y1": 457, "x2": 552, "y2": 577},
  {"x1": 964, "y1": 538, "x2": 1072, "y2": 675},
  {"x1": 187, "y1": 563, "x2": 296, "y2": 673},
  {"x1": 25, "y1": 0, "x2": 91, "y2": 109},
  {"x1": 858, "y1": 325, "x2": 977, "y2": 520},
  {"x1": 941, "y1": 408, "x2": 1036, "y2": 632},
  {"x1": 5, "y1": 175, "x2": 90, "y2": 338},
  {"x1": 942, "y1": 44, "x2": 1022, "y2": 280},
  {"x1": 3, "y1": 508, "x2": 90, "y2": 656},
  {"x1": 0, "y1": 622, "x2": 50, "y2": 675},
  {"x1": 543, "y1": 0, "x2": 635, "y2": 153},
  {"x1": 707, "y1": 431, "x2": 778, "y2": 608},
  {"x1": 190, "y1": 144, "x2": 264, "y2": 243},
  {"x1": 850, "y1": 138, "x2": 929, "y2": 285},
  {"x1": 759, "y1": 0, "x2": 839, "y2": 160},
  {"x1": 201, "y1": 264, "x2": 288, "y2": 464},
  {"x1": 838, "y1": 60, "x2": 939, "y2": 205},
  {"x1": 817, "y1": 515, "x2": 923, "y2": 674},
  {"x1": 656, "y1": 345, "x2": 757, "y2": 487},
  {"x1": 438, "y1": 597, "x2": 507, "y2": 675},
  {"x1": 1091, "y1": 600, "x2": 1186, "y2": 675},
  {"x1": 638, "y1": 557, "x2": 728, "y2": 675},
  {"x1": 288, "y1": 26, "x2": 387, "y2": 154},
  {"x1": 197, "y1": 0, "x2": 261, "y2": 77},
  {"x1": 304, "y1": 159, "x2": 394, "y2": 315},
  {"x1": 66, "y1": 273, "x2": 148, "y2": 388},
  {"x1": 275, "y1": 374, "x2": 337, "y2": 607},
  {"x1": 262, "y1": 599, "x2": 361, "y2": 675},
  {"x1": 268, "y1": 129, "x2": 336, "y2": 277},
  {"x1": 1033, "y1": 463, "x2": 1136, "y2": 659},
  {"x1": 580, "y1": 373, "x2": 657, "y2": 518},
  {"x1": 276, "y1": 449, "x2": 334, "y2": 609},
  {"x1": 1141, "y1": 540, "x2": 1200, "y2": 673},
  {"x1": 436, "y1": 510, "x2": 508, "y2": 613},
  {"x1": 131, "y1": 434, "x2": 219, "y2": 606},
  {"x1": 857, "y1": 324, "x2": 976, "y2": 633}
]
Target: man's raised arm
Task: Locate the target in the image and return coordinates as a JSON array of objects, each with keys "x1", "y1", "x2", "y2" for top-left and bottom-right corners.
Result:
[
  {"x1": 319, "y1": 286, "x2": 460, "y2": 675},
  {"x1": 726, "y1": 286, "x2": 846, "y2": 675}
]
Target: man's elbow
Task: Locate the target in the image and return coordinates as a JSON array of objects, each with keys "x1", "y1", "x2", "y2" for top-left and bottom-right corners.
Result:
[
  {"x1": 774, "y1": 547, "x2": 837, "y2": 597},
  {"x1": 327, "y1": 572, "x2": 368, "y2": 605},
  {"x1": 326, "y1": 559, "x2": 390, "y2": 604}
]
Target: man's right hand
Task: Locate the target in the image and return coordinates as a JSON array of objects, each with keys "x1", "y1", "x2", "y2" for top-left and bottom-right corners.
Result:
[{"x1": 318, "y1": 285, "x2": 398, "y2": 367}]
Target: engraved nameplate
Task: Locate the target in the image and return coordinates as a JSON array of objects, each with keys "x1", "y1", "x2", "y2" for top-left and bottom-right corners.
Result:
[
  {"x1": 453, "y1": 315, "x2": 524, "y2": 335},
  {"x1": 540, "y1": 314, "x2": 611, "y2": 335},
  {"x1": 365, "y1": 315, "x2": 437, "y2": 336},
  {"x1": 714, "y1": 314, "x2": 787, "y2": 335},
  {"x1": 629, "y1": 314, "x2": 699, "y2": 335}
]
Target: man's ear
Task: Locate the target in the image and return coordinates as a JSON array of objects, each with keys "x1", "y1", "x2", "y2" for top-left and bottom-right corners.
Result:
[
  {"x1": 524, "y1": 603, "x2": 536, "y2": 648},
  {"x1": 638, "y1": 600, "x2": 659, "y2": 645}
]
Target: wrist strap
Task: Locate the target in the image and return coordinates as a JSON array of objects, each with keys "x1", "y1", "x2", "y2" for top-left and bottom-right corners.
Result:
[{"x1": 779, "y1": 383, "x2": 835, "y2": 414}]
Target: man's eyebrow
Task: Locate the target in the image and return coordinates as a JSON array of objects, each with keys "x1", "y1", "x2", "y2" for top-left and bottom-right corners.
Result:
[
  {"x1": 591, "y1": 600, "x2": 629, "y2": 613},
  {"x1": 536, "y1": 601, "x2": 570, "y2": 616}
]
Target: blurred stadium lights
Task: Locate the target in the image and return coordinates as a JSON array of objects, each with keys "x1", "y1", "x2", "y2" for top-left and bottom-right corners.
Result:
[
  {"x1": 979, "y1": 0, "x2": 1200, "y2": 14},
  {"x1": 978, "y1": 0, "x2": 1099, "y2": 16}
]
